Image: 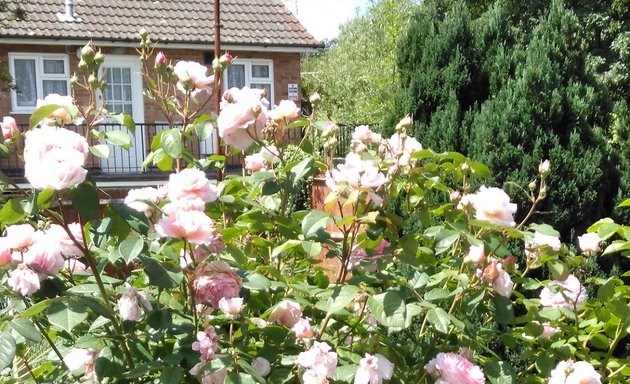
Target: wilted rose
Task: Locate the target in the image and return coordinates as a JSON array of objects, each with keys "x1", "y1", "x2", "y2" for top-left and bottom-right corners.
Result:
[{"x1": 192, "y1": 261, "x2": 242, "y2": 308}]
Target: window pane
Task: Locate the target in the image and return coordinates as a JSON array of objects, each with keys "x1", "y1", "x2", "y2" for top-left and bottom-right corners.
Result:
[
  {"x1": 43, "y1": 59, "x2": 65, "y2": 74},
  {"x1": 123, "y1": 85, "x2": 132, "y2": 101},
  {"x1": 104, "y1": 69, "x2": 112, "y2": 83},
  {"x1": 42, "y1": 80, "x2": 68, "y2": 96},
  {"x1": 226, "y1": 64, "x2": 246, "y2": 88},
  {"x1": 112, "y1": 68, "x2": 121, "y2": 84},
  {"x1": 122, "y1": 68, "x2": 131, "y2": 84},
  {"x1": 114, "y1": 85, "x2": 122, "y2": 100},
  {"x1": 251, "y1": 64, "x2": 270, "y2": 78},
  {"x1": 14, "y1": 59, "x2": 37, "y2": 107}
]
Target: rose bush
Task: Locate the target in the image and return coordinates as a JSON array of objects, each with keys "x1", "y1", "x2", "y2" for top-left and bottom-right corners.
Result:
[{"x1": 1, "y1": 34, "x2": 630, "y2": 384}]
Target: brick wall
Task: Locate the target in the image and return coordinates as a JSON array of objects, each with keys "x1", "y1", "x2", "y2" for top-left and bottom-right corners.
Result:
[{"x1": 0, "y1": 43, "x2": 303, "y2": 172}]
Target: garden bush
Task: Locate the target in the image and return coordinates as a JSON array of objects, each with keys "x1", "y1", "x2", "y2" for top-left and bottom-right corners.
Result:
[{"x1": 0, "y1": 33, "x2": 630, "y2": 384}]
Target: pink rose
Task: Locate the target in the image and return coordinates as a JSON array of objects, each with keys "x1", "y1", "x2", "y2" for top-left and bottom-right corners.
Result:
[
  {"x1": 271, "y1": 100, "x2": 300, "y2": 121},
  {"x1": 1, "y1": 116, "x2": 17, "y2": 139},
  {"x1": 0, "y1": 239, "x2": 11, "y2": 266},
  {"x1": 382, "y1": 133, "x2": 422, "y2": 167},
  {"x1": 7, "y1": 265, "x2": 41, "y2": 296},
  {"x1": 118, "y1": 285, "x2": 152, "y2": 321},
  {"x1": 481, "y1": 258, "x2": 500, "y2": 281},
  {"x1": 218, "y1": 297, "x2": 244, "y2": 316},
  {"x1": 173, "y1": 61, "x2": 214, "y2": 94},
  {"x1": 63, "y1": 348, "x2": 99, "y2": 381},
  {"x1": 24, "y1": 125, "x2": 88, "y2": 190},
  {"x1": 465, "y1": 245, "x2": 485, "y2": 265},
  {"x1": 124, "y1": 187, "x2": 164, "y2": 217},
  {"x1": 245, "y1": 152, "x2": 265, "y2": 172},
  {"x1": 540, "y1": 274, "x2": 587, "y2": 311},
  {"x1": 23, "y1": 232, "x2": 64, "y2": 278},
  {"x1": 493, "y1": 267, "x2": 514, "y2": 298},
  {"x1": 192, "y1": 325, "x2": 219, "y2": 362},
  {"x1": 154, "y1": 51, "x2": 167, "y2": 67},
  {"x1": 65, "y1": 258, "x2": 89, "y2": 273},
  {"x1": 469, "y1": 186, "x2": 517, "y2": 227},
  {"x1": 303, "y1": 369, "x2": 330, "y2": 384},
  {"x1": 188, "y1": 234, "x2": 224, "y2": 265},
  {"x1": 298, "y1": 341, "x2": 338, "y2": 381},
  {"x1": 252, "y1": 357, "x2": 271, "y2": 377},
  {"x1": 36, "y1": 94, "x2": 74, "y2": 125},
  {"x1": 549, "y1": 360, "x2": 601, "y2": 384},
  {"x1": 190, "y1": 365, "x2": 227, "y2": 384},
  {"x1": 425, "y1": 352, "x2": 485, "y2": 384},
  {"x1": 167, "y1": 168, "x2": 218, "y2": 203},
  {"x1": 45, "y1": 223, "x2": 83, "y2": 257},
  {"x1": 217, "y1": 87, "x2": 269, "y2": 150},
  {"x1": 292, "y1": 317, "x2": 314, "y2": 339},
  {"x1": 578, "y1": 233, "x2": 601, "y2": 254},
  {"x1": 354, "y1": 353, "x2": 394, "y2": 384},
  {"x1": 155, "y1": 207, "x2": 216, "y2": 245},
  {"x1": 5, "y1": 224, "x2": 35, "y2": 250},
  {"x1": 268, "y1": 299, "x2": 303, "y2": 327},
  {"x1": 192, "y1": 261, "x2": 242, "y2": 308}
]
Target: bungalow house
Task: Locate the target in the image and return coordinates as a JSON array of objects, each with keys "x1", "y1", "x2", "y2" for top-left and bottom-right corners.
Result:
[{"x1": 0, "y1": 0, "x2": 321, "y2": 178}]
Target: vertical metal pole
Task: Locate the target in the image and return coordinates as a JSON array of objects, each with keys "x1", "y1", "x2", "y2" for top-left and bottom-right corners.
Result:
[{"x1": 213, "y1": 0, "x2": 224, "y2": 181}]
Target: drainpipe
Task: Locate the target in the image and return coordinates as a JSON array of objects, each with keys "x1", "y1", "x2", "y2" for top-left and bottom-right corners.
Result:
[{"x1": 214, "y1": 0, "x2": 224, "y2": 181}]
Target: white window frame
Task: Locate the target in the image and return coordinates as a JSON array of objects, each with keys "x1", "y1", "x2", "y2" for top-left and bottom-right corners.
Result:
[
  {"x1": 223, "y1": 59, "x2": 274, "y2": 106},
  {"x1": 8, "y1": 53, "x2": 71, "y2": 114}
]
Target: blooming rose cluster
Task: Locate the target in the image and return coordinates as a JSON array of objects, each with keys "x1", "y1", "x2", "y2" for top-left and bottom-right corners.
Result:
[
  {"x1": 154, "y1": 168, "x2": 219, "y2": 245},
  {"x1": 380, "y1": 132, "x2": 422, "y2": 170},
  {"x1": 298, "y1": 341, "x2": 338, "y2": 383},
  {"x1": 217, "y1": 87, "x2": 269, "y2": 150},
  {"x1": 124, "y1": 186, "x2": 166, "y2": 218},
  {"x1": 24, "y1": 124, "x2": 89, "y2": 190},
  {"x1": 476, "y1": 257, "x2": 514, "y2": 298},
  {"x1": 118, "y1": 284, "x2": 152, "y2": 321},
  {"x1": 2, "y1": 223, "x2": 86, "y2": 296},
  {"x1": 459, "y1": 186, "x2": 517, "y2": 227},
  {"x1": 425, "y1": 352, "x2": 486, "y2": 384},
  {"x1": 244, "y1": 145, "x2": 279, "y2": 172},
  {"x1": 326, "y1": 153, "x2": 386, "y2": 206},
  {"x1": 173, "y1": 61, "x2": 214, "y2": 95},
  {"x1": 190, "y1": 325, "x2": 222, "y2": 382},
  {"x1": 351, "y1": 125, "x2": 382, "y2": 153},
  {"x1": 268, "y1": 300, "x2": 314, "y2": 339},
  {"x1": 539, "y1": 274, "x2": 587, "y2": 311},
  {"x1": 549, "y1": 360, "x2": 601, "y2": 384}
]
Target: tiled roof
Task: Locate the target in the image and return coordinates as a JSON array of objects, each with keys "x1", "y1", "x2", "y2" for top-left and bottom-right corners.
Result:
[{"x1": 0, "y1": 0, "x2": 321, "y2": 48}]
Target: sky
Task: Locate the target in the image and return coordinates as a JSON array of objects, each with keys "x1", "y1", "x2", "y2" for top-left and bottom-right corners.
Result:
[{"x1": 285, "y1": 0, "x2": 370, "y2": 41}]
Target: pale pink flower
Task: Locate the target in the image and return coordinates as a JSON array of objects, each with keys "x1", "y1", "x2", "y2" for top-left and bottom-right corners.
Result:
[
  {"x1": 303, "y1": 369, "x2": 330, "y2": 384},
  {"x1": 539, "y1": 159, "x2": 551, "y2": 175},
  {"x1": 4, "y1": 224, "x2": 35, "y2": 250},
  {"x1": 268, "y1": 300, "x2": 303, "y2": 327},
  {"x1": 382, "y1": 133, "x2": 422, "y2": 167},
  {"x1": 271, "y1": 100, "x2": 300, "y2": 121},
  {"x1": 124, "y1": 187, "x2": 164, "y2": 217},
  {"x1": 354, "y1": 353, "x2": 394, "y2": 384},
  {"x1": 167, "y1": 168, "x2": 218, "y2": 203},
  {"x1": 217, "y1": 87, "x2": 269, "y2": 150},
  {"x1": 349, "y1": 240, "x2": 391, "y2": 272},
  {"x1": 540, "y1": 274, "x2": 587, "y2": 311},
  {"x1": 481, "y1": 258, "x2": 500, "y2": 281},
  {"x1": 252, "y1": 357, "x2": 271, "y2": 377},
  {"x1": 218, "y1": 297, "x2": 244, "y2": 316},
  {"x1": 24, "y1": 125, "x2": 89, "y2": 190},
  {"x1": 188, "y1": 234, "x2": 225, "y2": 264},
  {"x1": 298, "y1": 341, "x2": 338, "y2": 381},
  {"x1": 63, "y1": 348, "x2": 99, "y2": 380},
  {"x1": 360, "y1": 163, "x2": 386, "y2": 189},
  {"x1": 36, "y1": 94, "x2": 74, "y2": 124},
  {"x1": 23, "y1": 232, "x2": 64, "y2": 278},
  {"x1": 65, "y1": 258, "x2": 89, "y2": 273},
  {"x1": 352, "y1": 125, "x2": 381, "y2": 144},
  {"x1": 45, "y1": 223, "x2": 83, "y2": 257},
  {"x1": 118, "y1": 285, "x2": 152, "y2": 321},
  {"x1": 7, "y1": 265, "x2": 41, "y2": 296},
  {"x1": 548, "y1": 360, "x2": 601, "y2": 384},
  {"x1": 493, "y1": 266, "x2": 513, "y2": 298},
  {"x1": 0, "y1": 239, "x2": 11, "y2": 266},
  {"x1": 245, "y1": 152, "x2": 265, "y2": 172},
  {"x1": 192, "y1": 325, "x2": 219, "y2": 362},
  {"x1": 155, "y1": 208, "x2": 216, "y2": 245},
  {"x1": 1, "y1": 116, "x2": 17, "y2": 139},
  {"x1": 192, "y1": 261, "x2": 242, "y2": 308},
  {"x1": 523, "y1": 321, "x2": 559, "y2": 339},
  {"x1": 194, "y1": 367, "x2": 226, "y2": 384},
  {"x1": 173, "y1": 61, "x2": 214, "y2": 94},
  {"x1": 292, "y1": 317, "x2": 313, "y2": 339},
  {"x1": 578, "y1": 233, "x2": 601, "y2": 255},
  {"x1": 154, "y1": 51, "x2": 167, "y2": 67},
  {"x1": 468, "y1": 186, "x2": 517, "y2": 227},
  {"x1": 464, "y1": 245, "x2": 485, "y2": 265},
  {"x1": 425, "y1": 352, "x2": 485, "y2": 384},
  {"x1": 525, "y1": 231, "x2": 561, "y2": 260},
  {"x1": 162, "y1": 198, "x2": 206, "y2": 214}
]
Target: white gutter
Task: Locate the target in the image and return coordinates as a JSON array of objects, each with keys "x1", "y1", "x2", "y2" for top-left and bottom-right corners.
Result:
[{"x1": 0, "y1": 37, "x2": 322, "y2": 53}]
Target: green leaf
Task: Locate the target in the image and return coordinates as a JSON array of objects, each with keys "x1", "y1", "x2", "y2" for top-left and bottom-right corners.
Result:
[
  {"x1": 316, "y1": 285, "x2": 360, "y2": 315},
  {"x1": 589, "y1": 333, "x2": 609, "y2": 349},
  {"x1": 469, "y1": 161, "x2": 492, "y2": 178},
  {"x1": 29, "y1": 104, "x2": 62, "y2": 129},
  {"x1": 492, "y1": 295, "x2": 514, "y2": 325},
  {"x1": 618, "y1": 198, "x2": 630, "y2": 208},
  {"x1": 301, "y1": 240, "x2": 322, "y2": 257},
  {"x1": 547, "y1": 260, "x2": 570, "y2": 281},
  {"x1": 105, "y1": 130, "x2": 132, "y2": 149},
  {"x1": 226, "y1": 373, "x2": 257, "y2": 384},
  {"x1": 112, "y1": 203, "x2": 150, "y2": 235},
  {"x1": 242, "y1": 272, "x2": 272, "y2": 291},
  {"x1": 0, "y1": 332, "x2": 16, "y2": 370},
  {"x1": 485, "y1": 359, "x2": 515, "y2": 384},
  {"x1": 36, "y1": 189, "x2": 56, "y2": 210},
  {"x1": 367, "y1": 289, "x2": 419, "y2": 329},
  {"x1": 426, "y1": 308, "x2": 450, "y2": 334},
  {"x1": 47, "y1": 301, "x2": 88, "y2": 333},
  {"x1": 289, "y1": 157, "x2": 315, "y2": 188},
  {"x1": 160, "y1": 366, "x2": 185, "y2": 384},
  {"x1": 0, "y1": 198, "x2": 26, "y2": 225},
  {"x1": 143, "y1": 258, "x2": 183, "y2": 289},
  {"x1": 302, "y1": 210, "x2": 331, "y2": 240},
  {"x1": 118, "y1": 235, "x2": 145, "y2": 263},
  {"x1": 333, "y1": 363, "x2": 359, "y2": 381},
  {"x1": 90, "y1": 144, "x2": 111, "y2": 159},
  {"x1": 95, "y1": 346, "x2": 126, "y2": 379},
  {"x1": 194, "y1": 122, "x2": 214, "y2": 141},
  {"x1": 111, "y1": 113, "x2": 136, "y2": 133},
  {"x1": 238, "y1": 359, "x2": 267, "y2": 384},
  {"x1": 161, "y1": 128, "x2": 183, "y2": 159},
  {"x1": 19, "y1": 299, "x2": 53, "y2": 318},
  {"x1": 10, "y1": 318, "x2": 42, "y2": 343},
  {"x1": 272, "y1": 239, "x2": 302, "y2": 258},
  {"x1": 70, "y1": 182, "x2": 100, "y2": 219}
]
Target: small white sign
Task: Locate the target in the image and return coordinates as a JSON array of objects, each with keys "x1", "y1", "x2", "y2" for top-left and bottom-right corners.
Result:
[{"x1": 288, "y1": 83, "x2": 299, "y2": 101}]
